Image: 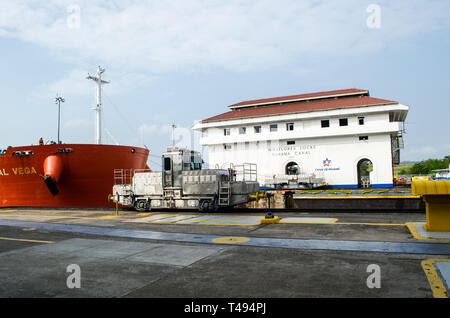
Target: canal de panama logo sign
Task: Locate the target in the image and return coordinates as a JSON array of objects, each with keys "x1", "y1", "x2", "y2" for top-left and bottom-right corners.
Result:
[{"x1": 316, "y1": 157, "x2": 340, "y2": 172}]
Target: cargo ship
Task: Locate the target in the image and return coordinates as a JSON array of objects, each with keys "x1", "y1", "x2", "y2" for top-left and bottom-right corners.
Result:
[
  {"x1": 0, "y1": 144, "x2": 148, "y2": 207},
  {"x1": 0, "y1": 66, "x2": 150, "y2": 208}
]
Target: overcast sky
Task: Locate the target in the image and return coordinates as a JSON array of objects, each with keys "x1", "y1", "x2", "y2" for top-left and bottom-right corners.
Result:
[{"x1": 0, "y1": 0, "x2": 449, "y2": 168}]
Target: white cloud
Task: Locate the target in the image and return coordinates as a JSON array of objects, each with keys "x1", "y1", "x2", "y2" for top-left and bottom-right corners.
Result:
[
  {"x1": 33, "y1": 69, "x2": 91, "y2": 98},
  {"x1": 138, "y1": 123, "x2": 171, "y2": 135},
  {"x1": 65, "y1": 118, "x2": 89, "y2": 128},
  {"x1": 402, "y1": 145, "x2": 450, "y2": 161},
  {"x1": 32, "y1": 67, "x2": 157, "y2": 102},
  {"x1": 1, "y1": 0, "x2": 449, "y2": 73}
]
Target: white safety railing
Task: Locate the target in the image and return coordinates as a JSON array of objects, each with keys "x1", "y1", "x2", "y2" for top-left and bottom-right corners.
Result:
[
  {"x1": 234, "y1": 163, "x2": 258, "y2": 182},
  {"x1": 113, "y1": 168, "x2": 152, "y2": 185}
]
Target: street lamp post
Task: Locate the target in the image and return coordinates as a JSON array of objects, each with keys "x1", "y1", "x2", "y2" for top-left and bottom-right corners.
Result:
[{"x1": 55, "y1": 95, "x2": 65, "y2": 144}]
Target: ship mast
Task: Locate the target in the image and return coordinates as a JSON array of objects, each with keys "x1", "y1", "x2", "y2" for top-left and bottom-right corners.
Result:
[{"x1": 87, "y1": 66, "x2": 109, "y2": 144}]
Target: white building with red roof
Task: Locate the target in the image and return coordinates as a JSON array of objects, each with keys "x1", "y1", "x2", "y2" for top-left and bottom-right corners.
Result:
[{"x1": 192, "y1": 89, "x2": 409, "y2": 188}]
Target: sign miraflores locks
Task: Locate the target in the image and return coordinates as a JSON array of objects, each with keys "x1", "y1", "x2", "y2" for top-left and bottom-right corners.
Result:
[{"x1": 268, "y1": 144, "x2": 316, "y2": 156}]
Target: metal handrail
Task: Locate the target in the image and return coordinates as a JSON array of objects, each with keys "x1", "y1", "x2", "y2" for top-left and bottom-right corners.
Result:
[
  {"x1": 234, "y1": 163, "x2": 258, "y2": 182},
  {"x1": 114, "y1": 168, "x2": 154, "y2": 185}
]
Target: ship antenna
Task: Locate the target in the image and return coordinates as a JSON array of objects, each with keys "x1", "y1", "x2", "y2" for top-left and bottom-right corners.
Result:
[{"x1": 87, "y1": 66, "x2": 110, "y2": 144}]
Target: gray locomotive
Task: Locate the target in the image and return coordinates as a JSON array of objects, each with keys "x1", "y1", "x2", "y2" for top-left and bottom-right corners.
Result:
[{"x1": 112, "y1": 147, "x2": 260, "y2": 212}]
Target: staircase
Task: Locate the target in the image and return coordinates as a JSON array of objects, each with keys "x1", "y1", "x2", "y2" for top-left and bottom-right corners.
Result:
[
  {"x1": 397, "y1": 130, "x2": 405, "y2": 149},
  {"x1": 219, "y1": 182, "x2": 231, "y2": 206}
]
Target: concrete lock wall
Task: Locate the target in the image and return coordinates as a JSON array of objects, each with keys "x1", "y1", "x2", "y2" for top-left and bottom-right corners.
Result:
[{"x1": 239, "y1": 191, "x2": 292, "y2": 209}]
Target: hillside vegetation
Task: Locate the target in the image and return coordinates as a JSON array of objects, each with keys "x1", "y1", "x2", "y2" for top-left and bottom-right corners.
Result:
[{"x1": 397, "y1": 156, "x2": 450, "y2": 175}]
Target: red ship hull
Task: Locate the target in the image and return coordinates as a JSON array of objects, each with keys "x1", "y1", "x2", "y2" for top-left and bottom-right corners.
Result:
[{"x1": 0, "y1": 144, "x2": 149, "y2": 207}]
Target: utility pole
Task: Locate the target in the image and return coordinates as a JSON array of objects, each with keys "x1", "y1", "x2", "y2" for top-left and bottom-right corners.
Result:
[
  {"x1": 87, "y1": 66, "x2": 109, "y2": 144},
  {"x1": 55, "y1": 95, "x2": 65, "y2": 144}
]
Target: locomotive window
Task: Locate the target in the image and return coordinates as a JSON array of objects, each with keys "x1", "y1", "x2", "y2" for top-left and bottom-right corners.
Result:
[{"x1": 164, "y1": 157, "x2": 171, "y2": 171}]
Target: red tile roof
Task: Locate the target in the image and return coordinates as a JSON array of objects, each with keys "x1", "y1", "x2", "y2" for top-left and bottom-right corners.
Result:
[
  {"x1": 202, "y1": 94, "x2": 397, "y2": 123},
  {"x1": 228, "y1": 88, "x2": 369, "y2": 109}
]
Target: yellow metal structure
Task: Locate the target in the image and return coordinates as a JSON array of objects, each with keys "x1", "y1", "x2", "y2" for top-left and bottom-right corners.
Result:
[
  {"x1": 248, "y1": 192, "x2": 267, "y2": 201},
  {"x1": 412, "y1": 180, "x2": 450, "y2": 232},
  {"x1": 412, "y1": 176, "x2": 430, "y2": 182}
]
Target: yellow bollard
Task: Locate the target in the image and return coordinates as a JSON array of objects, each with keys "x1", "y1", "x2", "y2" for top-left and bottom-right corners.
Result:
[
  {"x1": 108, "y1": 194, "x2": 118, "y2": 216},
  {"x1": 412, "y1": 180, "x2": 450, "y2": 232}
]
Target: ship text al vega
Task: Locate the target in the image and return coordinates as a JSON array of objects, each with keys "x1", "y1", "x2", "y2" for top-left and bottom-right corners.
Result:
[{"x1": 0, "y1": 167, "x2": 37, "y2": 176}]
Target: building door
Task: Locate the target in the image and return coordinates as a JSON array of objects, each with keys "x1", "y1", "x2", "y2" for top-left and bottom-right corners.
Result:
[
  {"x1": 286, "y1": 162, "x2": 300, "y2": 175},
  {"x1": 357, "y1": 159, "x2": 373, "y2": 188}
]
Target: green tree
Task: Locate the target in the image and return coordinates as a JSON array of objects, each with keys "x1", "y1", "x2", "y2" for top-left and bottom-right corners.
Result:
[
  {"x1": 408, "y1": 157, "x2": 450, "y2": 174},
  {"x1": 359, "y1": 160, "x2": 373, "y2": 176}
]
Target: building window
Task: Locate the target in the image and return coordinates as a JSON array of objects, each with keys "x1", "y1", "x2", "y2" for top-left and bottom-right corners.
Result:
[
  {"x1": 287, "y1": 140, "x2": 295, "y2": 145},
  {"x1": 254, "y1": 126, "x2": 261, "y2": 133},
  {"x1": 224, "y1": 128, "x2": 230, "y2": 136},
  {"x1": 223, "y1": 144, "x2": 232, "y2": 150},
  {"x1": 358, "y1": 117, "x2": 365, "y2": 125},
  {"x1": 239, "y1": 127, "x2": 246, "y2": 135},
  {"x1": 245, "y1": 142, "x2": 249, "y2": 150},
  {"x1": 270, "y1": 124, "x2": 278, "y2": 132},
  {"x1": 359, "y1": 136, "x2": 369, "y2": 141},
  {"x1": 339, "y1": 118, "x2": 348, "y2": 126},
  {"x1": 286, "y1": 123, "x2": 294, "y2": 131},
  {"x1": 321, "y1": 120, "x2": 330, "y2": 128}
]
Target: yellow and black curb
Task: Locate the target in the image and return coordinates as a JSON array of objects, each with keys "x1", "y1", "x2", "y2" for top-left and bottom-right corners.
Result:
[{"x1": 421, "y1": 259, "x2": 449, "y2": 298}]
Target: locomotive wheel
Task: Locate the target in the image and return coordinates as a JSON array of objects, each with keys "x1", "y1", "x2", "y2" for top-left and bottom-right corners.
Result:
[
  {"x1": 134, "y1": 199, "x2": 149, "y2": 212},
  {"x1": 199, "y1": 200, "x2": 213, "y2": 213}
]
